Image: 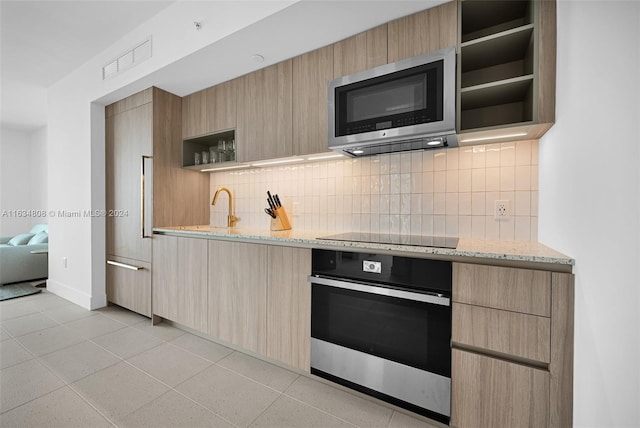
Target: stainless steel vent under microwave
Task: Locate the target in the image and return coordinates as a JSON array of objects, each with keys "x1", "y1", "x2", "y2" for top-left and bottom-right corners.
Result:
[{"x1": 328, "y1": 46, "x2": 457, "y2": 157}]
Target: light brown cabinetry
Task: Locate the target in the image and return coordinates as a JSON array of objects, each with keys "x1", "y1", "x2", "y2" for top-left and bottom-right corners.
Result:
[
  {"x1": 236, "y1": 61, "x2": 293, "y2": 162},
  {"x1": 387, "y1": 1, "x2": 457, "y2": 62},
  {"x1": 208, "y1": 240, "x2": 268, "y2": 354},
  {"x1": 106, "y1": 88, "x2": 208, "y2": 317},
  {"x1": 152, "y1": 235, "x2": 208, "y2": 331},
  {"x1": 457, "y1": 0, "x2": 556, "y2": 142},
  {"x1": 292, "y1": 46, "x2": 334, "y2": 156},
  {"x1": 106, "y1": 256, "x2": 151, "y2": 317},
  {"x1": 182, "y1": 79, "x2": 238, "y2": 140},
  {"x1": 182, "y1": 91, "x2": 207, "y2": 139},
  {"x1": 205, "y1": 79, "x2": 237, "y2": 133},
  {"x1": 266, "y1": 246, "x2": 311, "y2": 372},
  {"x1": 452, "y1": 349, "x2": 550, "y2": 428},
  {"x1": 333, "y1": 25, "x2": 388, "y2": 77},
  {"x1": 451, "y1": 263, "x2": 574, "y2": 428}
]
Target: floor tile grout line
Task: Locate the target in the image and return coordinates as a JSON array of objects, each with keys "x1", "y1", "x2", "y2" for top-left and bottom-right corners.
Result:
[
  {"x1": 278, "y1": 393, "x2": 362, "y2": 428},
  {"x1": 108, "y1": 356, "x2": 241, "y2": 428},
  {"x1": 212, "y1": 359, "x2": 301, "y2": 396}
]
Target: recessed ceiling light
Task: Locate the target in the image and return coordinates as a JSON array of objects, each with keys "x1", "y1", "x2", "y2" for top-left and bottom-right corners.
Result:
[{"x1": 252, "y1": 54, "x2": 264, "y2": 63}]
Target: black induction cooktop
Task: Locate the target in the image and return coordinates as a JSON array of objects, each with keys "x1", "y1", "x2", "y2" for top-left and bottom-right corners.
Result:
[{"x1": 316, "y1": 232, "x2": 458, "y2": 249}]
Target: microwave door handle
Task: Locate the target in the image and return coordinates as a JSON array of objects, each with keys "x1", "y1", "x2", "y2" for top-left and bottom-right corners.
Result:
[{"x1": 307, "y1": 275, "x2": 450, "y2": 307}]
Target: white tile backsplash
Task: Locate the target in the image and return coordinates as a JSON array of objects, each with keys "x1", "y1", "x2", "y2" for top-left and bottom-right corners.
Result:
[{"x1": 210, "y1": 141, "x2": 540, "y2": 241}]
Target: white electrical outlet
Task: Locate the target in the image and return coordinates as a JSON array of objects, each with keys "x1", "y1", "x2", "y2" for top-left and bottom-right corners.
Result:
[{"x1": 494, "y1": 200, "x2": 510, "y2": 219}]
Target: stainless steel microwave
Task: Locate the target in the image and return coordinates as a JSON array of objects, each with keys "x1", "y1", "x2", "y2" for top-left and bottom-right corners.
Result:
[{"x1": 328, "y1": 46, "x2": 457, "y2": 157}]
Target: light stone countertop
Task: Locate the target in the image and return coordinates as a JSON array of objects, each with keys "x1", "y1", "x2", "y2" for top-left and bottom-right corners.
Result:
[{"x1": 153, "y1": 225, "x2": 574, "y2": 271}]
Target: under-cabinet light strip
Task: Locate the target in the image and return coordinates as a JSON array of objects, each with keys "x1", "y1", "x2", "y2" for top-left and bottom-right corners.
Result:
[
  {"x1": 459, "y1": 132, "x2": 528, "y2": 143},
  {"x1": 250, "y1": 158, "x2": 305, "y2": 167},
  {"x1": 200, "y1": 165, "x2": 246, "y2": 172}
]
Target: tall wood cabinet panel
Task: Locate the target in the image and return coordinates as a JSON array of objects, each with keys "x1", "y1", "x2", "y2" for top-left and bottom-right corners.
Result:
[
  {"x1": 152, "y1": 235, "x2": 208, "y2": 331},
  {"x1": 208, "y1": 240, "x2": 268, "y2": 354},
  {"x1": 333, "y1": 24, "x2": 388, "y2": 77},
  {"x1": 106, "y1": 100, "x2": 153, "y2": 262},
  {"x1": 266, "y1": 246, "x2": 311, "y2": 372},
  {"x1": 106, "y1": 87, "x2": 208, "y2": 317},
  {"x1": 451, "y1": 348, "x2": 550, "y2": 428},
  {"x1": 236, "y1": 61, "x2": 293, "y2": 162},
  {"x1": 292, "y1": 45, "x2": 334, "y2": 156},
  {"x1": 387, "y1": 1, "x2": 457, "y2": 62},
  {"x1": 206, "y1": 79, "x2": 237, "y2": 133},
  {"x1": 153, "y1": 88, "x2": 209, "y2": 228}
]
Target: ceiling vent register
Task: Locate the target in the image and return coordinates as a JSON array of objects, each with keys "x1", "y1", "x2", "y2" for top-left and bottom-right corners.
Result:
[{"x1": 102, "y1": 37, "x2": 152, "y2": 80}]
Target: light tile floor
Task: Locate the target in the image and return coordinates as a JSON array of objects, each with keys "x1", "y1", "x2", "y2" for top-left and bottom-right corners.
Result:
[{"x1": 0, "y1": 290, "x2": 441, "y2": 428}]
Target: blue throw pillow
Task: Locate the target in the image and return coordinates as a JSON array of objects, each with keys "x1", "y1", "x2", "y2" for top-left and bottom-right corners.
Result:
[
  {"x1": 28, "y1": 231, "x2": 48, "y2": 245},
  {"x1": 8, "y1": 233, "x2": 35, "y2": 246}
]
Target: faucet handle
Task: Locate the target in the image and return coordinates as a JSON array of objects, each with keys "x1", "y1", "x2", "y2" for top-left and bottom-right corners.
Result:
[{"x1": 228, "y1": 214, "x2": 240, "y2": 228}]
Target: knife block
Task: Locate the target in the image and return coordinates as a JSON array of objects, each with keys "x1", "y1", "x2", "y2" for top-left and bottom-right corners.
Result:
[{"x1": 270, "y1": 206, "x2": 292, "y2": 231}]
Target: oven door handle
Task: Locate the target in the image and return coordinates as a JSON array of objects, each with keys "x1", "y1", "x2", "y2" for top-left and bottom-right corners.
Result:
[{"x1": 308, "y1": 275, "x2": 450, "y2": 307}]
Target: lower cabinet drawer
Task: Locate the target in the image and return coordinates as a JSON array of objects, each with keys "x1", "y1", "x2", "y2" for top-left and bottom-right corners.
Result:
[
  {"x1": 451, "y1": 349, "x2": 550, "y2": 428},
  {"x1": 452, "y1": 302, "x2": 551, "y2": 364},
  {"x1": 106, "y1": 256, "x2": 151, "y2": 317}
]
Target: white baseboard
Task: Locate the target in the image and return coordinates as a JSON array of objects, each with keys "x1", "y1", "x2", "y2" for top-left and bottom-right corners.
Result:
[{"x1": 46, "y1": 279, "x2": 93, "y2": 310}]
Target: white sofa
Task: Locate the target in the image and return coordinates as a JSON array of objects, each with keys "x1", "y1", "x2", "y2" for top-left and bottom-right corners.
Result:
[{"x1": 0, "y1": 224, "x2": 48, "y2": 285}]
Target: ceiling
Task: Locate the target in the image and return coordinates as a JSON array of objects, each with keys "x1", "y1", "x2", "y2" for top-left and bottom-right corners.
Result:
[
  {"x1": 1, "y1": 0, "x2": 175, "y2": 131},
  {"x1": 1, "y1": 0, "x2": 447, "y2": 133}
]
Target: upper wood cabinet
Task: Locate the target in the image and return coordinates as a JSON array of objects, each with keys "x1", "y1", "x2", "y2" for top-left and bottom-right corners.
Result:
[
  {"x1": 183, "y1": 79, "x2": 238, "y2": 140},
  {"x1": 333, "y1": 24, "x2": 388, "y2": 78},
  {"x1": 292, "y1": 45, "x2": 334, "y2": 156},
  {"x1": 236, "y1": 60, "x2": 293, "y2": 162},
  {"x1": 457, "y1": 0, "x2": 556, "y2": 143},
  {"x1": 387, "y1": 1, "x2": 457, "y2": 62},
  {"x1": 205, "y1": 78, "x2": 237, "y2": 133},
  {"x1": 182, "y1": 90, "x2": 207, "y2": 139}
]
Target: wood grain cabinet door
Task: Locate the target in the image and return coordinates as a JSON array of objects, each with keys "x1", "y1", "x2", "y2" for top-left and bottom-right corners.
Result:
[
  {"x1": 182, "y1": 90, "x2": 207, "y2": 139},
  {"x1": 152, "y1": 235, "x2": 208, "y2": 331},
  {"x1": 208, "y1": 240, "x2": 268, "y2": 354},
  {"x1": 333, "y1": 24, "x2": 387, "y2": 78},
  {"x1": 292, "y1": 45, "x2": 334, "y2": 156},
  {"x1": 451, "y1": 349, "x2": 550, "y2": 428},
  {"x1": 388, "y1": 1, "x2": 457, "y2": 62},
  {"x1": 106, "y1": 256, "x2": 151, "y2": 317},
  {"x1": 106, "y1": 102, "x2": 153, "y2": 263},
  {"x1": 205, "y1": 79, "x2": 237, "y2": 133},
  {"x1": 266, "y1": 246, "x2": 311, "y2": 372},
  {"x1": 236, "y1": 61, "x2": 293, "y2": 162}
]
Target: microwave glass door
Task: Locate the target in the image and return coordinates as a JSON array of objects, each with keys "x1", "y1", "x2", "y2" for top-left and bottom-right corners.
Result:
[
  {"x1": 335, "y1": 60, "x2": 443, "y2": 137},
  {"x1": 311, "y1": 283, "x2": 451, "y2": 378}
]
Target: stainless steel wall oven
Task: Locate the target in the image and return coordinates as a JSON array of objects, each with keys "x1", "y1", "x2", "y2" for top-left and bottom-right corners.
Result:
[{"x1": 308, "y1": 249, "x2": 452, "y2": 424}]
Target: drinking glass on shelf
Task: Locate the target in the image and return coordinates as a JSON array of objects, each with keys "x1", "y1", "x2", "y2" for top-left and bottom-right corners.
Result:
[
  {"x1": 209, "y1": 146, "x2": 218, "y2": 163},
  {"x1": 218, "y1": 140, "x2": 227, "y2": 162},
  {"x1": 202, "y1": 150, "x2": 209, "y2": 164},
  {"x1": 194, "y1": 152, "x2": 201, "y2": 165}
]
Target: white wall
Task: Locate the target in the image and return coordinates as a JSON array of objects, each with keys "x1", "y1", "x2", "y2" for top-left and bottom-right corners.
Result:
[
  {"x1": 0, "y1": 127, "x2": 47, "y2": 236},
  {"x1": 539, "y1": 1, "x2": 640, "y2": 426}
]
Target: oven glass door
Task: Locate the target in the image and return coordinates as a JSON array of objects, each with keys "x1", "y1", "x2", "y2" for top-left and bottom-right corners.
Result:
[{"x1": 311, "y1": 281, "x2": 451, "y2": 378}]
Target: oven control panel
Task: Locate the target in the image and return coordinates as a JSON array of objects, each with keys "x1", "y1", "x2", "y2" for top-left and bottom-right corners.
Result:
[{"x1": 363, "y1": 260, "x2": 382, "y2": 274}]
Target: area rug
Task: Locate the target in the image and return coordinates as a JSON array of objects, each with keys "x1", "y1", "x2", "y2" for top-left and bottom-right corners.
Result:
[{"x1": 0, "y1": 282, "x2": 42, "y2": 301}]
